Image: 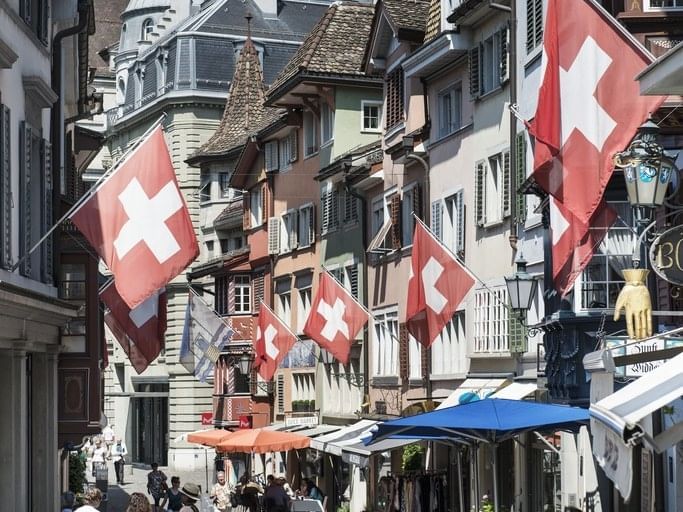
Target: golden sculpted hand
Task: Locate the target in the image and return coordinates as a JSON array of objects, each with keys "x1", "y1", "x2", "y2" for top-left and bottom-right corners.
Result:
[{"x1": 614, "y1": 269, "x2": 652, "y2": 340}]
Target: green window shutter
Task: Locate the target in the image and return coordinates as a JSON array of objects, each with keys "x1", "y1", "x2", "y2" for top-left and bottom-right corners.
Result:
[
  {"x1": 469, "y1": 46, "x2": 480, "y2": 98},
  {"x1": 508, "y1": 314, "x2": 527, "y2": 353},
  {"x1": 19, "y1": 122, "x2": 32, "y2": 278},
  {"x1": 0, "y1": 105, "x2": 10, "y2": 269},
  {"x1": 330, "y1": 188, "x2": 340, "y2": 231},
  {"x1": 502, "y1": 150, "x2": 511, "y2": 218},
  {"x1": 455, "y1": 189, "x2": 465, "y2": 256},
  {"x1": 41, "y1": 139, "x2": 53, "y2": 284},
  {"x1": 475, "y1": 161, "x2": 486, "y2": 227},
  {"x1": 515, "y1": 132, "x2": 527, "y2": 224}
]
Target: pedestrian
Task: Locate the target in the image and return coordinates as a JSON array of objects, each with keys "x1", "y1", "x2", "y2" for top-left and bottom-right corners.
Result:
[
  {"x1": 210, "y1": 470, "x2": 233, "y2": 512},
  {"x1": 147, "y1": 462, "x2": 168, "y2": 511},
  {"x1": 61, "y1": 491, "x2": 76, "y2": 512},
  {"x1": 300, "y1": 478, "x2": 325, "y2": 506},
  {"x1": 161, "y1": 476, "x2": 184, "y2": 511},
  {"x1": 127, "y1": 492, "x2": 151, "y2": 512},
  {"x1": 263, "y1": 475, "x2": 290, "y2": 512},
  {"x1": 111, "y1": 436, "x2": 128, "y2": 484},
  {"x1": 278, "y1": 475, "x2": 295, "y2": 499},
  {"x1": 78, "y1": 487, "x2": 103, "y2": 512},
  {"x1": 239, "y1": 474, "x2": 263, "y2": 512},
  {"x1": 91, "y1": 437, "x2": 108, "y2": 478},
  {"x1": 179, "y1": 482, "x2": 201, "y2": 512},
  {"x1": 102, "y1": 423, "x2": 115, "y2": 449}
]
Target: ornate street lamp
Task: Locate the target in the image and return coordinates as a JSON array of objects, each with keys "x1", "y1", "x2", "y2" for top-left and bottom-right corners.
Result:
[
  {"x1": 614, "y1": 118, "x2": 677, "y2": 208},
  {"x1": 237, "y1": 353, "x2": 252, "y2": 375},
  {"x1": 505, "y1": 256, "x2": 538, "y2": 314}
]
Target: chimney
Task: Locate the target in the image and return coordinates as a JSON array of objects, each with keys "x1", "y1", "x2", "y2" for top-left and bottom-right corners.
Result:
[{"x1": 253, "y1": 0, "x2": 277, "y2": 18}]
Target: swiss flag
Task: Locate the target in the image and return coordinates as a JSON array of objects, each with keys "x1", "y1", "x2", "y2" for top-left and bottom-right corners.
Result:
[
  {"x1": 551, "y1": 199, "x2": 616, "y2": 296},
  {"x1": 253, "y1": 303, "x2": 297, "y2": 381},
  {"x1": 100, "y1": 281, "x2": 167, "y2": 374},
  {"x1": 406, "y1": 221, "x2": 475, "y2": 348},
  {"x1": 71, "y1": 126, "x2": 198, "y2": 309},
  {"x1": 529, "y1": 0, "x2": 663, "y2": 226},
  {"x1": 303, "y1": 272, "x2": 370, "y2": 365}
]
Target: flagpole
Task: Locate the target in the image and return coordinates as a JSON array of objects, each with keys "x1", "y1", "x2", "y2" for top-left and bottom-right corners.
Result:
[{"x1": 10, "y1": 113, "x2": 168, "y2": 272}]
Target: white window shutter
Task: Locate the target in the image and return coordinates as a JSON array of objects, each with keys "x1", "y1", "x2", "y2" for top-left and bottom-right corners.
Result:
[
  {"x1": 499, "y1": 25, "x2": 510, "y2": 83},
  {"x1": 321, "y1": 189, "x2": 330, "y2": 233},
  {"x1": 289, "y1": 131, "x2": 298, "y2": 162},
  {"x1": 290, "y1": 213, "x2": 298, "y2": 249},
  {"x1": 268, "y1": 217, "x2": 280, "y2": 254},
  {"x1": 475, "y1": 161, "x2": 486, "y2": 227},
  {"x1": 455, "y1": 190, "x2": 465, "y2": 256},
  {"x1": 431, "y1": 200, "x2": 442, "y2": 241}
]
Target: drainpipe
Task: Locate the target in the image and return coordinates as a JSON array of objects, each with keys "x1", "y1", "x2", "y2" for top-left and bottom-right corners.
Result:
[
  {"x1": 508, "y1": 0, "x2": 518, "y2": 251},
  {"x1": 50, "y1": 0, "x2": 90, "y2": 274}
]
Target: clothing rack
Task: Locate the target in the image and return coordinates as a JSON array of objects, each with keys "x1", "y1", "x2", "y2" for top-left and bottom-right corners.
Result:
[{"x1": 387, "y1": 469, "x2": 447, "y2": 478}]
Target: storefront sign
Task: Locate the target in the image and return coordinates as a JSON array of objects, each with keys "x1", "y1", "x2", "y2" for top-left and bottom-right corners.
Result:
[
  {"x1": 605, "y1": 337, "x2": 683, "y2": 377},
  {"x1": 650, "y1": 225, "x2": 683, "y2": 285},
  {"x1": 239, "y1": 415, "x2": 252, "y2": 429},
  {"x1": 284, "y1": 413, "x2": 319, "y2": 427},
  {"x1": 591, "y1": 418, "x2": 633, "y2": 501},
  {"x1": 200, "y1": 412, "x2": 214, "y2": 425}
]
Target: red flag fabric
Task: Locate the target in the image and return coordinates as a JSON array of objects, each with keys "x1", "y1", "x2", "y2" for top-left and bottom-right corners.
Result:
[
  {"x1": 253, "y1": 303, "x2": 297, "y2": 381},
  {"x1": 303, "y1": 272, "x2": 370, "y2": 365},
  {"x1": 551, "y1": 199, "x2": 617, "y2": 297},
  {"x1": 529, "y1": 0, "x2": 663, "y2": 226},
  {"x1": 406, "y1": 221, "x2": 475, "y2": 348},
  {"x1": 100, "y1": 282, "x2": 167, "y2": 374},
  {"x1": 71, "y1": 126, "x2": 198, "y2": 309}
]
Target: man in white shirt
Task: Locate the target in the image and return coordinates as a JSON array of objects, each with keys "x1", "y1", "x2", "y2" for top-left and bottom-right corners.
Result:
[
  {"x1": 102, "y1": 424, "x2": 115, "y2": 448},
  {"x1": 110, "y1": 437, "x2": 128, "y2": 484}
]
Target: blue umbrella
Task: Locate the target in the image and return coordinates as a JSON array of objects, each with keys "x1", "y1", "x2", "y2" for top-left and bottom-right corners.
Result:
[{"x1": 365, "y1": 399, "x2": 589, "y2": 512}]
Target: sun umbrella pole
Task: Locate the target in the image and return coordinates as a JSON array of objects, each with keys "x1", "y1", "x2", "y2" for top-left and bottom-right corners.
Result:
[
  {"x1": 492, "y1": 444, "x2": 499, "y2": 512},
  {"x1": 205, "y1": 448, "x2": 209, "y2": 493},
  {"x1": 473, "y1": 444, "x2": 480, "y2": 512},
  {"x1": 456, "y1": 448, "x2": 464, "y2": 512}
]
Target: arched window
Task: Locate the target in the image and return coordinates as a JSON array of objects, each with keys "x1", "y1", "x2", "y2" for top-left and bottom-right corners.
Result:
[
  {"x1": 117, "y1": 78, "x2": 126, "y2": 103},
  {"x1": 141, "y1": 18, "x2": 154, "y2": 41}
]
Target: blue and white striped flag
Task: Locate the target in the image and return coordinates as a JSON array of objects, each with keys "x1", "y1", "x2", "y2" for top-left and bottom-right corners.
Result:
[{"x1": 180, "y1": 289, "x2": 234, "y2": 383}]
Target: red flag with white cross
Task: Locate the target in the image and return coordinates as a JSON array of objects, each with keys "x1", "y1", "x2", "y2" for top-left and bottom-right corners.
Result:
[
  {"x1": 100, "y1": 281, "x2": 167, "y2": 374},
  {"x1": 253, "y1": 302, "x2": 297, "y2": 381},
  {"x1": 304, "y1": 272, "x2": 370, "y2": 365},
  {"x1": 529, "y1": 0, "x2": 663, "y2": 226},
  {"x1": 406, "y1": 221, "x2": 475, "y2": 348},
  {"x1": 70, "y1": 126, "x2": 198, "y2": 309}
]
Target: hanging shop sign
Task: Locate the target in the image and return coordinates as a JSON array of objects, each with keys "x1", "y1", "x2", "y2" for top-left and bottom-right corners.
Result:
[
  {"x1": 200, "y1": 412, "x2": 214, "y2": 425},
  {"x1": 605, "y1": 336, "x2": 683, "y2": 377},
  {"x1": 650, "y1": 225, "x2": 683, "y2": 286}
]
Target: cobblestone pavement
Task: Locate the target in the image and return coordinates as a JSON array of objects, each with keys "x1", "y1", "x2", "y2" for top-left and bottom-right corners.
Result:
[{"x1": 90, "y1": 460, "x2": 214, "y2": 511}]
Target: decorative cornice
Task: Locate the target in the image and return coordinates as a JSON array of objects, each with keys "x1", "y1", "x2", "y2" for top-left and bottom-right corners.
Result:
[
  {"x1": 0, "y1": 37, "x2": 18, "y2": 69},
  {"x1": 22, "y1": 76, "x2": 58, "y2": 107}
]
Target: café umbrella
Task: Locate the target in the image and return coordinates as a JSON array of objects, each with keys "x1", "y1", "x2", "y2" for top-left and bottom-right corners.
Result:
[
  {"x1": 365, "y1": 399, "x2": 590, "y2": 512},
  {"x1": 216, "y1": 428, "x2": 311, "y2": 454}
]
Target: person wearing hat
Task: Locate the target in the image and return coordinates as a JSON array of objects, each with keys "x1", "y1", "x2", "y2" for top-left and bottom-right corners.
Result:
[
  {"x1": 210, "y1": 470, "x2": 234, "y2": 512},
  {"x1": 263, "y1": 474, "x2": 290, "y2": 512},
  {"x1": 79, "y1": 487, "x2": 103, "y2": 512},
  {"x1": 179, "y1": 482, "x2": 201, "y2": 512}
]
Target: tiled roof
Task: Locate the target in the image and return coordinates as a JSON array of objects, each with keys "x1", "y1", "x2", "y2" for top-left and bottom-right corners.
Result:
[
  {"x1": 382, "y1": 0, "x2": 430, "y2": 36},
  {"x1": 423, "y1": 0, "x2": 441, "y2": 42},
  {"x1": 266, "y1": 2, "x2": 375, "y2": 101},
  {"x1": 89, "y1": 0, "x2": 127, "y2": 72},
  {"x1": 213, "y1": 199, "x2": 244, "y2": 228},
  {"x1": 191, "y1": 36, "x2": 283, "y2": 159}
]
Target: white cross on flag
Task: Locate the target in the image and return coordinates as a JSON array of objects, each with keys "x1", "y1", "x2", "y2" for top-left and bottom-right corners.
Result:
[
  {"x1": 100, "y1": 281, "x2": 167, "y2": 374},
  {"x1": 529, "y1": 0, "x2": 662, "y2": 226},
  {"x1": 253, "y1": 302, "x2": 297, "y2": 381},
  {"x1": 71, "y1": 126, "x2": 199, "y2": 309},
  {"x1": 406, "y1": 221, "x2": 475, "y2": 348},
  {"x1": 528, "y1": 0, "x2": 662, "y2": 295},
  {"x1": 303, "y1": 272, "x2": 370, "y2": 365}
]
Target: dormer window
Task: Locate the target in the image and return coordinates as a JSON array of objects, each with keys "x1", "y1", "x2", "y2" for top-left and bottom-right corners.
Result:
[{"x1": 141, "y1": 18, "x2": 154, "y2": 41}]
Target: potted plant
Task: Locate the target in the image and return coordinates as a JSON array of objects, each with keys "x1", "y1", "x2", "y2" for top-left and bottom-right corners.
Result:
[
  {"x1": 310, "y1": 399, "x2": 315, "y2": 411},
  {"x1": 303, "y1": 399, "x2": 311, "y2": 412}
]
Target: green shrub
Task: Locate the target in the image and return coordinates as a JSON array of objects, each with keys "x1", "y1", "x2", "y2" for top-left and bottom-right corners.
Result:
[
  {"x1": 401, "y1": 444, "x2": 424, "y2": 471},
  {"x1": 69, "y1": 452, "x2": 87, "y2": 494}
]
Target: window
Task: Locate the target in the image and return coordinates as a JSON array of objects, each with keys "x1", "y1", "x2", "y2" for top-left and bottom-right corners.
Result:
[
  {"x1": 141, "y1": 18, "x2": 154, "y2": 41},
  {"x1": 60, "y1": 262, "x2": 87, "y2": 352},
  {"x1": 117, "y1": 79, "x2": 126, "y2": 104},
  {"x1": 298, "y1": 204, "x2": 315, "y2": 248},
  {"x1": 441, "y1": 190, "x2": 466, "y2": 256},
  {"x1": 206, "y1": 240, "x2": 214, "y2": 259},
  {"x1": 219, "y1": 173, "x2": 230, "y2": 198},
  {"x1": 303, "y1": 111, "x2": 319, "y2": 157},
  {"x1": 0, "y1": 105, "x2": 11, "y2": 269},
  {"x1": 408, "y1": 334, "x2": 421, "y2": 381},
  {"x1": 372, "y1": 311, "x2": 399, "y2": 377},
  {"x1": 20, "y1": 0, "x2": 49, "y2": 43},
  {"x1": 297, "y1": 286, "x2": 312, "y2": 334},
  {"x1": 291, "y1": 373, "x2": 315, "y2": 403},
  {"x1": 437, "y1": 85, "x2": 462, "y2": 138},
  {"x1": 362, "y1": 101, "x2": 382, "y2": 132},
  {"x1": 526, "y1": 0, "x2": 543, "y2": 53},
  {"x1": 646, "y1": 0, "x2": 683, "y2": 9},
  {"x1": 199, "y1": 174, "x2": 211, "y2": 203},
  {"x1": 386, "y1": 67, "x2": 405, "y2": 129},
  {"x1": 473, "y1": 287, "x2": 510, "y2": 353},
  {"x1": 328, "y1": 264, "x2": 359, "y2": 299},
  {"x1": 250, "y1": 187, "x2": 263, "y2": 227},
  {"x1": 156, "y1": 54, "x2": 166, "y2": 93},
  {"x1": 234, "y1": 275, "x2": 251, "y2": 313},
  {"x1": 321, "y1": 103, "x2": 334, "y2": 145},
  {"x1": 469, "y1": 27, "x2": 509, "y2": 98},
  {"x1": 579, "y1": 202, "x2": 636, "y2": 310},
  {"x1": 320, "y1": 184, "x2": 339, "y2": 234},
  {"x1": 368, "y1": 194, "x2": 391, "y2": 253},
  {"x1": 275, "y1": 279, "x2": 292, "y2": 328},
  {"x1": 401, "y1": 184, "x2": 422, "y2": 247},
  {"x1": 431, "y1": 313, "x2": 466, "y2": 375},
  {"x1": 280, "y1": 210, "x2": 298, "y2": 253},
  {"x1": 475, "y1": 151, "x2": 510, "y2": 227},
  {"x1": 343, "y1": 191, "x2": 359, "y2": 225},
  {"x1": 265, "y1": 140, "x2": 279, "y2": 172},
  {"x1": 278, "y1": 132, "x2": 297, "y2": 170}
]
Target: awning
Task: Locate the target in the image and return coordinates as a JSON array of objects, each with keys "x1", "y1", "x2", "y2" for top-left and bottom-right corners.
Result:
[
  {"x1": 309, "y1": 419, "x2": 377, "y2": 456},
  {"x1": 337, "y1": 436, "x2": 419, "y2": 467},
  {"x1": 436, "y1": 378, "x2": 508, "y2": 409},
  {"x1": 299, "y1": 425, "x2": 342, "y2": 438},
  {"x1": 490, "y1": 382, "x2": 537, "y2": 400},
  {"x1": 590, "y1": 351, "x2": 683, "y2": 453}
]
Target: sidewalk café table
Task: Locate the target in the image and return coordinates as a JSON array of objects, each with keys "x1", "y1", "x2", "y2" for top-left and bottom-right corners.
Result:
[{"x1": 291, "y1": 498, "x2": 324, "y2": 512}]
